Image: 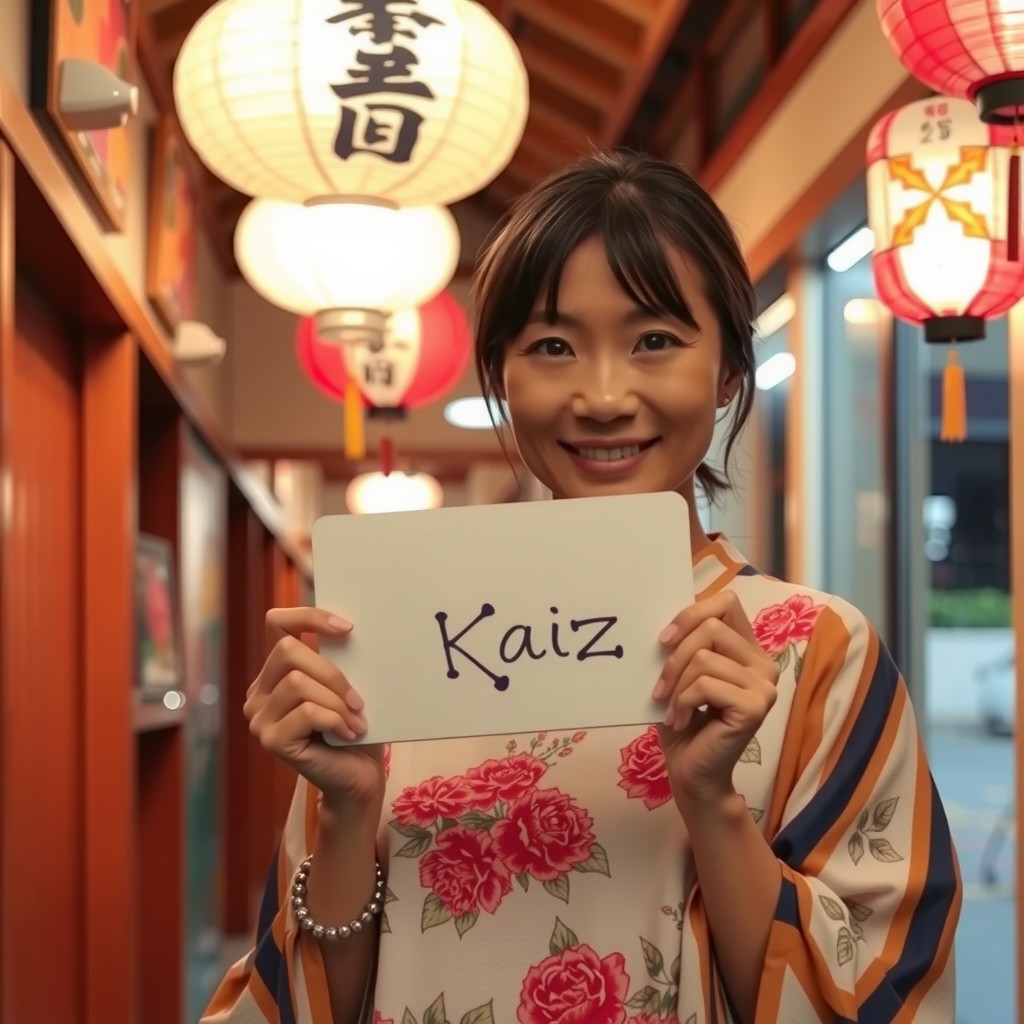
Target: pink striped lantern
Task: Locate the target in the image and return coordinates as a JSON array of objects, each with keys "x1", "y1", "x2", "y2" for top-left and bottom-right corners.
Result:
[
  {"x1": 877, "y1": 0, "x2": 1024, "y2": 124},
  {"x1": 867, "y1": 95, "x2": 1024, "y2": 440}
]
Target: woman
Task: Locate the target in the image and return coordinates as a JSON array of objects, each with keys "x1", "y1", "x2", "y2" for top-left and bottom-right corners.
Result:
[{"x1": 205, "y1": 151, "x2": 960, "y2": 1024}]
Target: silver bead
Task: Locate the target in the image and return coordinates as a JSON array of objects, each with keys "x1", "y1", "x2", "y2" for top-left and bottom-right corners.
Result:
[
  {"x1": 295, "y1": 907, "x2": 309, "y2": 920},
  {"x1": 360, "y1": 910, "x2": 372, "y2": 924},
  {"x1": 300, "y1": 915, "x2": 315, "y2": 931},
  {"x1": 292, "y1": 895, "x2": 305, "y2": 909},
  {"x1": 292, "y1": 882, "x2": 306, "y2": 897},
  {"x1": 339, "y1": 925, "x2": 352, "y2": 939},
  {"x1": 351, "y1": 920, "x2": 363, "y2": 933},
  {"x1": 324, "y1": 927, "x2": 339, "y2": 942},
  {"x1": 300, "y1": 857, "x2": 313, "y2": 871},
  {"x1": 312, "y1": 924, "x2": 325, "y2": 940},
  {"x1": 368, "y1": 902, "x2": 380, "y2": 915}
]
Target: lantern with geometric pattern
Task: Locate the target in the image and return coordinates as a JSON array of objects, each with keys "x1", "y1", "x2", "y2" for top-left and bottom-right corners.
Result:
[{"x1": 867, "y1": 95, "x2": 1024, "y2": 440}]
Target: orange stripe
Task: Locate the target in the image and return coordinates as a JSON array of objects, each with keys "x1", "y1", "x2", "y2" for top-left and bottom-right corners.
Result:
[
  {"x1": 803, "y1": 684, "x2": 907, "y2": 875},
  {"x1": 202, "y1": 960, "x2": 251, "y2": 1018},
  {"x1": 695, "y1": 548, "x2": 745, "y2": 600},
  {"x1": 298, "y1": 926, "x2": 334, "y2": 1024},
  {"x1": 764, "y1": 603, "x2": 853, "y2": 835},
  {"x1": 687, "y1": 892, "x2": 716, "y2": 1015}
]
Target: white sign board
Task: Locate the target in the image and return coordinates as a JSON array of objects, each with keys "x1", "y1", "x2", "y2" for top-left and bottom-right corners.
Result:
[{"x1": 311, "y1": 491, "x2": 694, "y2": 745}]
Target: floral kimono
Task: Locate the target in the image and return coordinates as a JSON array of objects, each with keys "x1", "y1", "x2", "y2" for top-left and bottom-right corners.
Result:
[{"x1": 204, "y1": 536, "x2": 960, "y2": 1024}]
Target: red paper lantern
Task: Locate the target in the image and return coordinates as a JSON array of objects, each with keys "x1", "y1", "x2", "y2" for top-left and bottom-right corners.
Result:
[
  {"x1": 867, "y1": 96, "x2": 1024, "y2": 439},
  {"x1": 296, "y1": 290, "x2": 472, "y2": 458},
  {"x1": 877, "y1": 0, "x2": 1024, "y2": 123}
]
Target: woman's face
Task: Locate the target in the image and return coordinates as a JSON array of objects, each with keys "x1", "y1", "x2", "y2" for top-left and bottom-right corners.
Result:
[{"x1": 502, "y1": 236, "x2": 738, "y2": 501}]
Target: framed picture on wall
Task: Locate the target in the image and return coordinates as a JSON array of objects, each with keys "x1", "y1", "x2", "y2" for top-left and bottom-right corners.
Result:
[
  {"x1": 30, "y1": 0, "x2": 137, "y2": 231},
  {"x1": 146, "y1": 117, "x2": 198, "y2": 333},
  {"x1": 135, "y1": 533, "x2": 183, "y2": 698}
]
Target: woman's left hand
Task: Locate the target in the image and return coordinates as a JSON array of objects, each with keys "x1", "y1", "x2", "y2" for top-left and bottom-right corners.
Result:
[{"x1": 652, "y1": 590, "x2": 780, "y2": 809}]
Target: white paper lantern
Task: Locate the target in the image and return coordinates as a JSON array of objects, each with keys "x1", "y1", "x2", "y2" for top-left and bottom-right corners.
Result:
[
  {"x1": 235, "y1": 199, "x2": 460, "y2": 342},
  {"x1": 346, "y1": 471, "x2": 443, "y2": 514},
  {"x1": 173, "y1": 0, "x2": 528, "y2": 206}
]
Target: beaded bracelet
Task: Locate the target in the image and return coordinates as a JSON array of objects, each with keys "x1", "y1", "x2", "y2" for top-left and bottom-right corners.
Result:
[{"x1": 291, "y1": 855, "x2": 386, "y2": 942}]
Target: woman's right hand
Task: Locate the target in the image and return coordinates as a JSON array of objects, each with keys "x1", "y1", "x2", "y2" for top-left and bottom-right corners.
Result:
[{"x1": 245, "y1": 607, "x2": 386, "y2": 814}]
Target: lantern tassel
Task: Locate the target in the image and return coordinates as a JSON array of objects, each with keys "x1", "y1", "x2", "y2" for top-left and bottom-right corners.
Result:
[
  {"x1": 379, "y1": 436, "x2": 394, "y2": 476},
  {"x1": 1010, "y1": 141, "x2": 1020, "y2": 261},
  {"x1": 940, "y1": 346, "x2": 967, "y2": 443},
  {"x1": 344, "y1": 377, "x2": 366, "y2": 460}
]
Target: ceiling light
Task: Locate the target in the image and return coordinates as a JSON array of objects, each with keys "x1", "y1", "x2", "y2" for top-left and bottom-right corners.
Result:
[
  {"x1": 755, "y1": 352, "x2": 796, "y2": 391},
  {"x1": 827, "y1": 226, "x2": 874, "y2": 272},
  {"x1": 443, "y1": 397, "x2": 506, "y2": 430},
  {"x1": 755, "y1": 294, "x2": 796, "y2": 340},
  {"x1": 346, "y1": 471, "x2": 443, "y2": 515}
]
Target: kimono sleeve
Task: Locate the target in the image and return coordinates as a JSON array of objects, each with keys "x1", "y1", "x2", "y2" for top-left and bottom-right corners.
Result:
[
  {"x1": 201, "y1": 776, "x2": 340, "y2": 1024},
  {"x1": 755, "y1": 597, "x2": 962, "y2": 1024}
]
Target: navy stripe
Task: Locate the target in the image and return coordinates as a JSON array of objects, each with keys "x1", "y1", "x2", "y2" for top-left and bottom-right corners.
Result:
[
  {"x1": 773, "y1": 875, "x2": 800, "y2": 927},
  {"x1": 771, "y1": 642, "x2": 900, "y2": 868},
  {"x1": 253, "y1": 845, "x2": 298, "y2": 1022},
  {"x1": 257, "y1": 847, "x2": 280, "y2": 940},
  {"x1": 737, "y1": 563, "x2": 760, "y2": 576},
  {"x1": 858, "y1": 776, "x2": 959, "y2": 1019}
]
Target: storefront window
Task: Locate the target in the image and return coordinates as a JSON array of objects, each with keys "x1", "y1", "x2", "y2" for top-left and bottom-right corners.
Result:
[{"x1": 894, "y1": 317, "x2": 1016, "y2": 1022}]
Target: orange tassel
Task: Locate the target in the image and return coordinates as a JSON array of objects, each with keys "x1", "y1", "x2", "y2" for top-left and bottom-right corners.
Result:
[
  {"x1": 344, "y1": 376, "x2": 366, "y2": 460},
  {"x1": 940, "y1": 347, "x2": 967, "y2": 443}
]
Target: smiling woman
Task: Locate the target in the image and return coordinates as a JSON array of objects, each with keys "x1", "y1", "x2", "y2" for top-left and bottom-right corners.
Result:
[{"x1": 209, "y1": 150, "x2": 961, "y2": 1024}]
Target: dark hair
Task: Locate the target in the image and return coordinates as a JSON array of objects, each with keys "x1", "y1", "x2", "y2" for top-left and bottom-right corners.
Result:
[{"x1": 471, "y1": 148, "x2": 756, "y2": 503}]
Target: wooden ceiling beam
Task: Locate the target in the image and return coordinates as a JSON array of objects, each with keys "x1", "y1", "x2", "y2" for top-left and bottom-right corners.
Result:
[
  {"x1": 511, "y1": 0, "x2": 635, "y2": 69},
  {"x1": 150, "y1": 0, "x2": 214, "y2": 43},
  {"x1": 600, "y1": 0, "x2": 694, "y2": 147},
  {"x1": 517, "y1": 40, "x2": 617, "y2": 109}
]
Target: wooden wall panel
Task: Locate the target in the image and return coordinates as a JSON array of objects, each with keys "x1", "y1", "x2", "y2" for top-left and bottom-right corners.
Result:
[
  {"x1": 2, "y1": 279, "x2": 83, "y2": 1022},
  {"x1": 82, "y1": 330, "x2": 138, "y2": 1024}
]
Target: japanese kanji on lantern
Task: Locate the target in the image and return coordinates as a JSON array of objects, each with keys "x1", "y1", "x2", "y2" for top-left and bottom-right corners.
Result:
[
  {"x1": 867, "y1": 95, "x2": 1024, "y2": 441},
  {"x1": 296, "y1": 289, "x2": 472, "y2": 457},
  {"x1": 173, "y1": 0, "x2": 529, "y2": 207},
  {"x1": 877, "y1": 0, "x2": 1024, "y2": 124}
]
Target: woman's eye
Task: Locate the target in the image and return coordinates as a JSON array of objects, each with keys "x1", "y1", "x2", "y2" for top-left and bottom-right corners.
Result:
[
  {"x1": 529, "y1": 337, "x2": 573, "y2": 357},
  {"x1": 636, "y1": 332, "x2": 679, "y2": 353}
]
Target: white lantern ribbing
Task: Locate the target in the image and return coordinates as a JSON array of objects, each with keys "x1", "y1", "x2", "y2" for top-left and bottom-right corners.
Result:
[
  {"x1": 346, "y1": 470, "x2": 443, "y2": 514},
  {"x1": 234, "y1": 199, "x2": 460, "y2": 343},
  {"x1": 173, "y1": 0, "x2": 529, "y2": 206}
]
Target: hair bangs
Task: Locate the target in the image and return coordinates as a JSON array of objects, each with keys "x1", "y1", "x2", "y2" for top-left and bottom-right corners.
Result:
[{"x1": 599, "y1": 200, "x2": 699, "y2": 330}]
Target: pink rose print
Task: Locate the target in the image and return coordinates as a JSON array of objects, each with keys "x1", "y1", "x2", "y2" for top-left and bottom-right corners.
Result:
[
  {"x1": 491, "y1": 788, "x2": 595, "y2": 881},
  {"x1": 372, "y1": 1013, "x2": 394, "y2": 1024},
  {"x1": 465, "y1": 753, "x2": 547, "y2": 808},
  {"x1": 617, "y1": 727, "x2": 672, "y2": 810},
  {"x1": 517, "y1": 943, "x2": 630, "y2": 1024},
  {"x1": 752, "y1": 594, "x2": 824, "y2": 655},
  {"x1": 391, "y1": 774, "x2": 474, "y2": 828},
  {"x1": 418, "y1": 826, "x2": 512, "y2": 917}
]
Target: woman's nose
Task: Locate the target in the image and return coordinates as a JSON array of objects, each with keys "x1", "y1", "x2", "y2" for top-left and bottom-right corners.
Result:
[{"x1": 570, "y1": 372, "x2": 641, "y2": 421}]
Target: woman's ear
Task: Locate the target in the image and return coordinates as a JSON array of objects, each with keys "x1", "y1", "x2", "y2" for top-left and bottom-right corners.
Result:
[{"x1": 717, "y1": 362, "x2": 742, "y2": 408}]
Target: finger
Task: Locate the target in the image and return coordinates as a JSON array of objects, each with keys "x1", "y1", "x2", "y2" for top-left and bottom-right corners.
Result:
[
  {"x1": 258, "y1": 669, "x2": 368, "y2": 737},
  {"x1": 666, "y1": 675, "x2": 775, "y2": 732},
  {"x1": 265, "y1": 606, "x2": 353, "y2": 648},
  {"x1": 257, "y1": 700, "x2": 357, "y2": 751},
  {"x1": 658, "y1": 590, "x2": 758, "y2": 648},
  {"x1": 258, "y1": 633, "x2": 365, "y2": 712},
  {"x1": 653, "y1": 617, "x2": 759, "y2": 699}
]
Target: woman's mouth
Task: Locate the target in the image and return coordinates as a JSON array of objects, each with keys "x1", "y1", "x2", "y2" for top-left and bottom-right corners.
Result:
[{"x1": 558, "y1": 438, "x2": 660, "y2": 474}]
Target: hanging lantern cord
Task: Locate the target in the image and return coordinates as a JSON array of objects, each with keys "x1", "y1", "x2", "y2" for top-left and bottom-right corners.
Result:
[
  {"x1": 1011, "y1": 119, "x2": 1021, "y2": 262},
  {"x1": 940, "y1": 340, "x2": 967, "y2": 444}
]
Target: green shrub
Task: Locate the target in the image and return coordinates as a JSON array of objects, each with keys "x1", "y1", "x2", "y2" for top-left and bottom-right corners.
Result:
[{"x1": 929, "y1": 588, "x2": 1013, "y2": 628}]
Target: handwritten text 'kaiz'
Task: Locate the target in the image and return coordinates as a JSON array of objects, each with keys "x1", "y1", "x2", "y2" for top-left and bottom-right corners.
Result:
[{"x1": 434, "y1": 603, "x2": 623, "y2": 692}]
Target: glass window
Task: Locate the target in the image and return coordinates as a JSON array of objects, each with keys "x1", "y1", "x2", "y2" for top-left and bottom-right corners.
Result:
[{"x1": 894, "y1": 317, "x2": 1015, "y2": 1022}]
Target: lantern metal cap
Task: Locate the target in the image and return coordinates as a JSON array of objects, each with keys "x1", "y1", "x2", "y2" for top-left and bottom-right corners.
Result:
[
  {"x1": 315, "y1": 308, "x2": 388, "y2": 349},
  {"x1": 975, "y1": 77, "x2": 1024, "y2": 125},
  {"x1": 923, "y1": 316, "x2": 986, "y2": 344}
]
